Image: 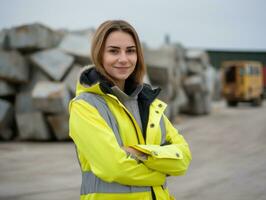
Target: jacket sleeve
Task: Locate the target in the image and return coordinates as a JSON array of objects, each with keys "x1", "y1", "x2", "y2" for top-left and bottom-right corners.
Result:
[
  {"x1": 69, "y1": 99, "x2": 166, "y2": 186},
  {"x1": 132, "y1": 115, "x2": 192, "y2": 176}
]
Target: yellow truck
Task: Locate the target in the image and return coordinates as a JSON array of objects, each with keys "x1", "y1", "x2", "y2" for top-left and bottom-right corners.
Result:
[{"x1": 221, "y1": 60, "x2": 264, "y2": 106}]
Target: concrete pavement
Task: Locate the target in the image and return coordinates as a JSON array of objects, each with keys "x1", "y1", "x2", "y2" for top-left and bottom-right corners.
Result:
[{"x1": 1, "y1": 100, "x2": 266, "y2": 200}]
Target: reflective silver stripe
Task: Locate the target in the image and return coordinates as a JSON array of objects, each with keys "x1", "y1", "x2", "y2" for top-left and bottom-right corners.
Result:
[
  {"x1": 160, "y1": 117, "x2": 167, "y2": 145},
  {"x1": 159, "y1": 117, "x2": 168, "y2": 189},
  {"x1": 81, "y1": 171, "x2": 150, "y2": 194},
  {"x1": 75, "y1": 93, "x2": 123, "y2": 146},
  {"x1": 159, "y1": 117, "x2": 168, "y2": 190}
]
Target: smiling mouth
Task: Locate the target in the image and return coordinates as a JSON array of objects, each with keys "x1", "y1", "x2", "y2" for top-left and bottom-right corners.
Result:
[{"x1": 114, "y1": 66, "x2": 131, "y2": 69}]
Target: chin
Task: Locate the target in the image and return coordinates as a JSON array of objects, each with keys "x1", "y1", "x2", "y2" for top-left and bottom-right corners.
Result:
[
  {"x1": 116, "y1": 74, "x2": 131, "y2": 80},
  {"x1": 116, "y1": 77, "x2": 128, "y2": 81}
]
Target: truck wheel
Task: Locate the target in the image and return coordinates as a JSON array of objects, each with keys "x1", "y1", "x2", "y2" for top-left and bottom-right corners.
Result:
[{"x1": 227, "y1": 100, "x2": 238, "y2": 107}]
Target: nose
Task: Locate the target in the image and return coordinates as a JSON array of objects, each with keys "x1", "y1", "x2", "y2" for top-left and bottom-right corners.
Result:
[{"x1": 118, "y1": 51, "x2": 128, "y2": 63}]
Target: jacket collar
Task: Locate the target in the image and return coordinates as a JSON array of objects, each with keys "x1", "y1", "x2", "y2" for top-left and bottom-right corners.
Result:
[{"x1": 77, "y1": 66, "x2": 161, "y2": 102}]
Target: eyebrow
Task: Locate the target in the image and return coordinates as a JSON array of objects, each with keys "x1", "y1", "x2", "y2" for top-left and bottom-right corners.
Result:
[{"x1": 107, "y1": 45, "x2": 136, "y2": 49}]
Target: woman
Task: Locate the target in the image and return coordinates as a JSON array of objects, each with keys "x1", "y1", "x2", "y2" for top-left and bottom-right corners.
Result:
[{"x1": 69, "y1": 20, "x2": 192, "y2": 200}]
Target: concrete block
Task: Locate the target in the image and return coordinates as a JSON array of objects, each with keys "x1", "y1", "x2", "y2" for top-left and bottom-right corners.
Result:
[
  {"x1": 15, "y1": 91, "x2": 37, "y2": 113},
  {"x1": 181, "y1": 91, "x2": 211, "y2": 115},
  {"x1": 30, "y1": 48, "x2": 74, "y2": 81},
  {"x1": 58, "y1": 34, "x2": 91, "y2": 65},
  {"x1": 186, "y1": 60, "x2": 204, "y2": 74},
  {"x1": 190, "y1": 92, "x2": 211, "y2": 115},
  {"x1": 177, "y1": 59, "x2": 188, "y2": 76},
  {"x1": 203, "y1": 65, "x2": 216, "y2": 94},
  {"x1": 183, "y1": 75, "x2": 205, "y2": 95},
  {"x1": 16, "y1": 112, "x2": 51, "y2": 140},
  {"x1": 6, "y1": 23, "x2": 62, "y2": 50},
  {"x1": 176, "y1": 87, "x2": 188, "y2": 108},
  {"x1": 15, "y1": 67, "x2": 54, "y2": 114},
  {"x1": 144, "y1": 45, "x2": 178, "y2": 86},
  {"x1": 144, "y1": 45, "x2": 177, "y2": 68},
  {"x1": 174, "y1": 43, "x2": 186, "y2": 60},
  {"x1": 186, "y1": 49, "x2": 209, "y2": 64},
  {"x1": 166, "y1": 96, "x2": 181, "y2": 122},
  {"x1": 158, "y1": 83, "x2": 175, "y2": 102},
  {"x1": 47, "y1": 114, "x2": 69, "y2": 140},
  {"x1": 63, "y1": 64, "x2": 82, "y2": 94},
  {"x1": 147, "y1": 66, "x2": 169, "y2": 85},
  {"x1": 19, "y1": 65, "x2": 51, "y2": 92},
  {"x1": 0, "y1": 30, "x2": 7, "y2": 49},
  {"x1": 0, "y1": 80, "x2": 16, "y2": 96},
  {"x1": 0, "y1": 127, "x2": 13, "y2": 140},
  {"x1": 69, "y1": 28, "x2": 95, "y2": 39},
  {"x1": 143, "y1": 73, "x2": 151, "y2": 85},
  {"x1": 185, "y1": 50, "x2": 209, "y2": 73},
  {"x1": 0, "y1": 99, "x2": 13, "y2": 128},
  {"x1": 32, "y1": 81, "x2": 71, "y2": 113},
  {"x1": 0, "y1": 99, "x2": 13, "y2": 140},
  {"x1": 166, "y1": 89, "x2": 188, "y2": 120},
  {"x1": 0, "y1": 50, "x2": 29, "y2": 83},
  {"x1": 202, "y1": 93, "x2": 212, "y2": 114}
]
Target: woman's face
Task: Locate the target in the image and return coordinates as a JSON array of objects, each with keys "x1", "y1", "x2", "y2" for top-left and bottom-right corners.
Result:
[{"x1": 102, "y1": 31, "x2": 137, "y2": 87}]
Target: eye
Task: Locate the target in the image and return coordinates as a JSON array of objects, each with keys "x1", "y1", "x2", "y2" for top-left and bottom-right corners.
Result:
[
  {"x1": 108, "y1": 49, "x2": 119, "y2": 54},
  {"x1": 127, "y1": 48, "x2": 136, "y2": 54}
]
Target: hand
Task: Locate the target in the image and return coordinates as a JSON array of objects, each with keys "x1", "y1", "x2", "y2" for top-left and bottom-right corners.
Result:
[{"x1": 122, "y1": 146, "x2": 145, "y2": 157}]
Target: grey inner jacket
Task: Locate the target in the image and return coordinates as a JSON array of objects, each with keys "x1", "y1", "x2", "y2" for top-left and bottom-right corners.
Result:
[{"x1": 111, "y1": 85, "x2": 144, "y2": 133}]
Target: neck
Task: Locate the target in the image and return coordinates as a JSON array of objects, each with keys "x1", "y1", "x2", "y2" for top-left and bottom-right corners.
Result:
[{"x1": 115, "y1": 80, "x2": 125, "y2": 91}]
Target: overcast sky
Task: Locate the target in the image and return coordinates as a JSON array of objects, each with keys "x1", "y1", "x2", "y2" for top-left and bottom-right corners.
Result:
[{"x1": 1, "y1": 0, "x2": 266, "y2": 51}]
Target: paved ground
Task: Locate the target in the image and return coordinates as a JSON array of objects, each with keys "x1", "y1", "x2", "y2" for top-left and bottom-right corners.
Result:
[
  {"x1": 170, "y1": 100, "x2": 266, "y2": 200},
  {"x1": 0, "y1": 100, "x2": 266, "y2": 200}
]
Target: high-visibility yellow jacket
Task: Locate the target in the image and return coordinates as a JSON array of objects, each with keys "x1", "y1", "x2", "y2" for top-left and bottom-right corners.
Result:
[{"x1": 69, "y1": 67, "x2": 192, "y2": 200}]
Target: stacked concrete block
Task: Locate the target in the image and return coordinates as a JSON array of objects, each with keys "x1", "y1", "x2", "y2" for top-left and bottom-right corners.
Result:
[
  {"x1": 0, "y1": 50, "x2": 29, "y2": 83},
  {"x1": 16, "y1": 112, "x2": 51, "y2": 140},
  {"x1": 186, "y1": 50, "x2": 209, "y2": 74},
  {"x1": 0, "y1": 23, "x2": 91, "y2": 141},
  {"x1": 14, "y1": 79, "x2": 72, "y2": 141},
  {"x1": 0, "y1": 80, "x2": 16, "y2": 96},
  {"x1": 58, "y1": 34, "x2": 91, "y2": 65},
  {"x1": 14, "y1": 69, "x2": 52, "y2": 140},
  {"x1": 5, "y1": 23, "x2": 62, "y2": 51},
  {"x1": 15, "y1": 91, "x2": 37, "y2": 113},
  {"x1": 29, "y1": 80, "x2": 71, "y2": 141},
  {"x1": 0, "y1": 99, "x2": 13, "y2": 140},
  {"x1": 0, "y1": 99, "x2": 13, "y2": 124},
  {"x1": 32, "y1": 81, "x2": 71, "y2": 114},
  {"x1": 144, "y1": 44, "x2": 186, "y2": 120},
  {"x1": 183, "y1": 75, "x2": 206, "y2": 95},
  {"x1": 0, "y1": 49, "x2": 29, "y2": 140},
  {"x1": 143, "y1": 74, "x2": 151, "y2": 85},
  {"x1": 47, "y1": 114, "x2": 69, "y2": 140},
  {"x1": 180, "y1": 49, "x2": 216, "y2": 115},
  {"x1": 63, "y1": 64, "x2": 82, "y2": 95},
  {"x1": 69, "y1": 28, "x2": 95, "y2": 39},
  {"x1": 144, "y1": 45, "x2": 177, "y2": 94},
  {"x1": 30, "y1": 49, "x2": 74, "y2": 81},
  {"x1": 20, "y1": 65, "x2": 51, "y2": 92},
  {"x1": 144, "y1": 44, "x2": 217, "y2": 118},
  {"x1": 0, "y1": 30, "x2": 7, "y2": 49}
]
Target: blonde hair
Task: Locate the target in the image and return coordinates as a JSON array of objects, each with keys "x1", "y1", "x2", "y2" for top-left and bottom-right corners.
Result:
[{"x1": 90, "y1": 20, "x2": 146, "y2": 85}]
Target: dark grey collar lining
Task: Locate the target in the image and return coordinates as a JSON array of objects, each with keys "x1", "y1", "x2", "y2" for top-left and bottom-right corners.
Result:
[{"x1": 111, "y1": 85, "x2": 143, "y2": 102}]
